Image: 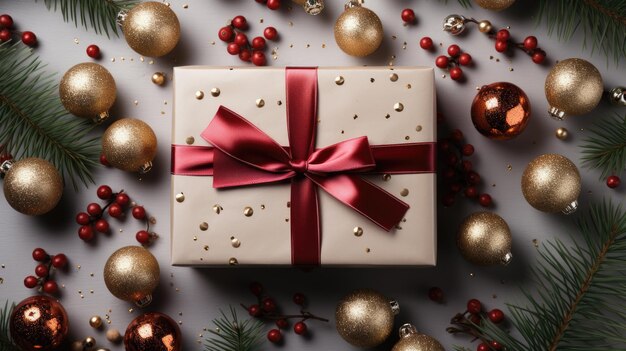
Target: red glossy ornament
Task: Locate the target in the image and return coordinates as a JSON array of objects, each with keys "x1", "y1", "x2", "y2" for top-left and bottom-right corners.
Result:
[
  {"x1": 419, "y1": 36, "x2": 433, "y2": 50},
  {"x1": 465, "y1": 186, "x2": 478, "y2": 198},
  {"x1": 461, "y1": 144, "x2": 474, "y2": 156},
  {"x1": 401, "y1": 9, "x2": 416, "y2": 23},
  {"x1": 0, "y1": 14, "x2": 13, "y2": 28},
  {"x1": 264, "y1": 26, "x2": 278, "y2": 40},
  {"x1": 86, "y1": 44, "x2": 100, "y2": 58},
  {"x1": 76, "y1": 212, "x2": 90, "y2": 225},
  {"x1": 490, "y1": 340, "x2": 503, "y2": 350},
  {"x1": 10, "y1": 295, "x2": 69, "y2": 351},
  {"x1": 451, "y1": 129, "x2": 464, "y2": 143},
  {"x1": 21, "y1": 31, "x2": 36, "y2": 46},
  {"x1": 471, "y1": 82, "x2": 531, "y2": 140},
  {"x1": 124, "y1": 312, "x2": 182, "y2": 351},
  {"x1": 467, "y1": 171, "x2": 481, "y2": 185},
  {"x1": 477, "y1": 343, "x2": 489, "y2": 351},
  {"x1": 231, "y1": 15, "x2": 247, "y2": 30}
]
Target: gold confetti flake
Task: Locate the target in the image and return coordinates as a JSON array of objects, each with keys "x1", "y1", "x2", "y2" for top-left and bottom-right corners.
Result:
[
  {"x1": 321, "y1": 43, "x2": 326, "y2": 48},
  {"x1": 288, "y1": 21, "x2": 293, "y2": 27},
  {"x1": 277, "y1": 100, "x2": 282, "y2": 106},
  {"x1": 405, "y1": 136, "x2": 410, "y2": 140},
  {"x1": 406, "y1": 84, "x2": 412, "y2": 89},
  {"x1": 74, "y1": 38, "x2": 79, "y2": 44},
  {"x1": 287, "y1": 201, "x2": 291, "y2": 208},
  {"x1": 175, "y1": 193, "x2": 185, "y2": 202},
  {"x1": 391, "y1": 35, "x2": 397, "y2": 40},
  {"x1": 193, "y1": 236, "x2": 197, "y2": 241},
  {"x1": 390, "y1": 73, "x2": 398, "y2": 82},
  {"x1": 335, "y1": 76, "x2": 345, "y2": 85},
  {"x1": 210, "y1": 88, "x2": 220, "y2": 97},
  {"x1": 243, "y1": 206, "x2": 254, "y2": 217},
  {"x1": 532, "y1": 239, "x2": 539, "y2": 248},
  {"x1": 0, "y1": 278, "x2": 3, "y2": 284},
  {"x1": 140, "y1": 56, "x2": 145, "y2": 62},
  {"x1": 260, "y1": 18, "x2": 264, "y2": 23},
  {"x1": 199, "y1": 222, "x2": 208, "y2": 231},
  {"x1": 382, "y1": 174, "x2": 391, "y2": 181},
  {"x1": 353, "y1": 114, "x2": 358, "y2": 120},
  {"x1": 203, "y1": 245, "x2": 209, "y2": 251},
  {"x1": 353, "y1": 227, "x2": 363, "y2": 237},
  {"x1": 231, "y1": 237, "x2": 241, "y2": 248},
  {"x1": 366, "y1": 248, "x2": 371, "y2": 253},
  {"x1": 213, "y1": 205, "x2": 223, "y2": 214},
  {"x1": 370, "y1": 78, "x2": 375, "y2": 83},
  {"x1": 306, "y1": 44, "x2": 310, "y2": 48},
  {"x1": 111, "y1": 58, "x2": 116, "y2": 62},
  {"x1": 183, "y1": 4, "x2": 188, "y2": 8},
  {"x1": 506, "y1": 164, "x2": 512, "y2": 171},
  {"x1": 394, "y1": 103, "x2": 404, "y2": 112},
  {"x1": 186, "y1": 136, "x2": 195, "y2": 145},
  {"x1": 260, "y1": 204, "x2": 266, "y2": 209},
  {"x1": 149, "y1": 60, "x2": 154, "y2": 65},
  {"x1": 255, "y1": 98, "x2": 265, "y2": 107},
  {"x1": 400, "y1": 188, "x2": 409, "y2": 196},
  {"x1": 385, "y1": 114, "x2": 391, "y2": 119},
  {"x1": 150, "y1": 217, "x2": 156, "y2": 224},
  {"x1": 195, "y1": 90, "x2": 205, "y2": 100},
  {"x1": 229, "y1": 257, "x2": 239, "y2": 265},
  {"x1": 416, "y1": 125, "x2": 422, "y2": 132},
  {"x1": 509, "y1": 67, "x2": 514, "y2": 72}
]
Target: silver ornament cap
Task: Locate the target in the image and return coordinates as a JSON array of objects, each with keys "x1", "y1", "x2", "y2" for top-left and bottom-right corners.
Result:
[
  {"x1": 398, "y1": 323, "x2": 418, "y2": 338},
  {"x1": 443, "y1": 14, "x2": 466, "y2": 35},
  {"x1": 609, "y1": 87, "x2": 626, "y2": 106},
  {"x1": 303, "y1": 0, "x2": 324, "y2": 15}
]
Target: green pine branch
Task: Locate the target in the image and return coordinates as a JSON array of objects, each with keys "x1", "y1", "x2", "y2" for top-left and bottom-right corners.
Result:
[
  {"x1": 205, "y1": 307, "x2": 265, "y2": 351},
  {"x1": 0, "y1": 301, "x2": 18, "y2": 351},
  {"x1": 438, "y1": 0, "x2": 473, "y2": 8},
  {"x1": 537, "y1": 0, "x2": 626, "y2": 65},
  {"x1": 0, "y1": 42, "x2": 100, "y2": 190},
  {"x1": 464, "y1": 201, "x2": 626, "y2": 350},
  {"x1": 581, "y1": 113, "x2": 626, "y2": 179},
  {"x1": 39, "y1": 0, "x2": 138, "y2": 37}
]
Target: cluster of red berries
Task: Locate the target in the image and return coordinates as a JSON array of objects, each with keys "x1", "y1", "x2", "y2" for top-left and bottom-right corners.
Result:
[
  {"x1": 76, "y1": 185, "x2": 155, "y2": 245},
  {"x1": 86, "y1": 44, "x2": 100, "y2": 59},
  {"x1": 439, "y1": 129, "x2": 492, "y2": 208},
  {"x1": 254, "y1": 0, "x2": 282, "y2": 10},
  {"x1": 493, "y1": 29, "x2": 546, "y2": 64},
  {"x1": 607, "y1": 175, "x2": 621, "y2": 189},
  {"x1": 243, "y1": 282, "x2": 328, "y2": 344},
  {"x1": 401, "y1": 8, "x2": 416, "y2": 24},
  {"x1": 23, "y1": 248, "x2": 68, "y2": 295},
  {"x1": 219, "y1": 15, "x2": 278, "y2": 66},
  {"x1": 0, "y1": 14, "x2": 37, "y2": 46},
  {"x1": 447, "y1": 298, "x2": 506, "y2": 351},
  {"x1": 421, "y1": 39, "x2": 472, "y2": 81}
]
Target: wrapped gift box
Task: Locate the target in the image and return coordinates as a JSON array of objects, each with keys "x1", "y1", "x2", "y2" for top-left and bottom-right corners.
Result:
[{"x1": 171, "y1": 67, "x2": 436, "y2": 266}]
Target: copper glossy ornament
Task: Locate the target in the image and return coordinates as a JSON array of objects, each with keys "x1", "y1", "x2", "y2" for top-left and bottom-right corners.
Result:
[
  {"x1": 120, "y1": 2, "x2": 180, "y2": 57},
  {"x1": 521, "y1": 154, "x2": 581, "y2": 214},
  {"x1": 102, "y1": 118, "x2": 157, "y2": 173},
  {"x1": 9, "y1": 295, "x2": 69, "y2": 351},
  {"x1": 59, "y1": 62, "x2": 116, "y2": 122},
  {"x1": 103, "y1": 246, "x2": 160, "y2": 307},
  {"x1": 2, "y1": 158, "x2": 63, "y2": 215},
  {"x1": 334, "y1": 1, "x2": 383, "y2": 57},
  {"x1": 471, "y1": 82, "x2": 531, "y2": 140},
  {"x1": 392, "y1": 324, "x2": 445, "y2": 351},
  {"x1": 458, "y1": 212, "x2": 513, "y2": 266},
  {"x1": 124, "y1": 312, "x2": 181, "y2": 351}
]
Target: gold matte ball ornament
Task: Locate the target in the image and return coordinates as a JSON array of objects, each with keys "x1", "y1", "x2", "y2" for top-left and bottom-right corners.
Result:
[
  {"x1": 336, "y1": 289, "x2": 399, "y2": 348},
  {"x1": 121, "y1": 1, "x2": 180, "y2": 57},
  {"x1": 391, "y1": 324, "x2": 445, "y2": 351},
  {"x1": 2, "y1": 158, "x2": 63, "y2": 216},
  {"x1": 59, "y1": 62, "x2": 116, "y2": 122},
  {"x1": 103, "y1": 246, "x2": 160, "y2": 307},
  {"x1": 458, "y1": 212, "x2": 513, "y2": 266},
  {"x1": 522, "y1": 154, "x2": 581, "y2": 214},
  {"x1": 102, "y1": 118, "x2": 157, "y2": 173},
  {"x1": 334, "y1": 1, "x2": 383, "y2": 57},
  {"x1": 474, "y1": 0, "x2": 516, "y2": 11},
  {"x1": 545, "y1": 58, "x2": 603, "y2": 120}
]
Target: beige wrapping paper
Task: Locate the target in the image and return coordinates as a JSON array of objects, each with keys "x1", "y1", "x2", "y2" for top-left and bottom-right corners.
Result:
[{"x1": 171, "y1": 66, "x2": 436, "y2": 266}]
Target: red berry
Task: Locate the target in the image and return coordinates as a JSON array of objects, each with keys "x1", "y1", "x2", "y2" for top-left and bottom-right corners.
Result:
[
  {"x1": 442, "y1": 193, "x2": 455, "y2": 207},
  {"x1": 239, "y1": 49, "x2": 252, "y2": 62},
  {"x1": 458, "y1": 53, "x2": 472, "y2": 66},
  {"x1": 276, "y1": 318, "x2": 289, "y2": 329},
  {"x1": 450, "y1": 183, "x2": 462, "y2": 193},
  {"x1": 35, "y1": 264, "x2": 49, "y2": 278},
  {"x1": 86, "y1": 44, "x2": 100, "y2": 58},
  {"x1": 251, "y1": 36, "x2": 266, "y2": 50},
  {"x1": 435, "y1": 55, "x2": 449, "y2": 69},
  {"x1": 0, "y1": 153, "x2": 12, "y2": 163},
  {"x1": 488, "y1": 308, "x2": 505, "y2": 324},
  {"x1": 99, "y1": 153, "x2": 110, "y2": 166},
  {"x1": 461, "y1": 144, "x2": 474, "y2": 156},
  {"x1": 401, "y1": 9, "x2": 416, "y2": 23},
  {"x1": 447, "y1": 154, "x2": 458, "y2": 166},
  {"x1": 467, "y1": 171, "x2": 481, "y2": 185},
  {"x1": 467, "y1": 298, "x2": 482, "y2": 314},
  {"x1": 136, "y1": 230, "x2": 151, "y2": 244},
  {"x1": 21, "y1": 31, "x2": 36, "y2": 46},
  {"x1": 231, "y1": 15, "x2": 248, "y2": 30},
  {"x1": 262, "y1": 297, "x2": 277, "y2": 312},
  {"x1": 234, "y1": 32, "x2": 248, "y2": 47},
  {"x1": 419, "y1": 36, "x2": 433, "y2": 50},
  {"x1": 450, "y1": 129, "x2": 463, "y2": 143},
  {"x1": 87, "y1": 203, "x2": 102, "y2": 216},
  {"x1": 449, "y1": 66, "x2": 463, "y2": 81},
  {"x1": 479, "y1": 193, "x2": 493, "y2": 207},
  {"x1": 439, "y1": 140, "x2": 451, "y2": 152},
  {"x1": 218, "y1": 26, "x2": 234, "y2": 42},
  {"x1": 132, "y1": 206, "x2": 146, "y2": 219},
  {"x1": 496, "y1": 29, "x2": 510, "y2": 41},
  {"x1": 78, "y1": 225, "x2": 94, "y2": 241},
  {"x1": 0, "y1": 14, "x2": 14, "y2": 29},
  {"x1": 76, "y1": 212, "x2": 90, "y2": 225},
  {"x1": 97, "y1": 185, "x2": 113, "y2": 199},
  {"x1": 108, "y1": 203, "x2": 123, "y2": 218},
  {"x1": 428, "y1": 287, "x2": 444, "y2": 302},
  {"x1": 263, "y1": 26, "x2": 278, "y2": 40},
  {"x1": 477, "y1": 343, "x2": 489, "y2": 351},
  {"x1": 443, "y1": 167, "x2": 456, "y2": 180},
  {"x1": 24, "y1": 276, "x2": 38, "y2": 289},
  {"x1": 256, "y1": 0, "x2": 267, "y2": 3},
  {"x1": 532, "y1": 50, "x2": 546, "y2": 64},
  {"x1": 248, "y1": 304, "x2": 262, "y2": 317},
  {"x1": 32, "y1": 248, "x2": 48, "y2": 262},
  {"x1": 266, "y1": 0, "x2": 281, "y2": 10},
  {"x1": 252, "y1": 51, "x2": 266, "y2": 66},
  {"x1": 94, "y1": 219, "x2": 109, "y2": 233},
  {"x1": 250, "y1": 282, "x2": 263, "y2": 296},
  {"x1": 51, "y1": 254, "x2": 68, "y2": 268},
  {"x1": 294, "y1": 321, "x2": 307, "y2": 335},
  {"x1": 293, "y1": 292, "x2": 306, "y2": 305},
  {"x1": 490, "y1": 340, "x2": 503, "y2": 350},
  {"x1": 267, "y1": 329, "x2": 282, "y2": 343},
  {"x1": 0, "y1": 28, "x2": 10, "y2": 42},
  {"x1": 447, "y1": 44, "x2": 461, "y2": 57},
  {"x1": 42, "y1": 280, "x2": 58, "y2": 294},
  {"x1": 607, "y1": 175, "x2": 621, "y2": 188},
  {"x1": 470, "y1": 313, "x2": 482, "y2": 325},
  {"x1": 523, "y1": 36, "x2": 537, "y2": 50},
  {"x1": 227, "y1": 42, "x2": 241, "y2": 55},
  {"x1": 495, "y1": 40, "x2": 508, "y2": 52},
  {"x1": 462, "y1": 160, "x2": 473, "y2": 172},
  {"x1": 116, "y1": 193, "x2": 130, "y2": 207}
]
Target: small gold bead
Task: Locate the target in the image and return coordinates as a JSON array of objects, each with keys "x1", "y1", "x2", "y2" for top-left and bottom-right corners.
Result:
[
  {"x1": 556, "y1": 127, "x2": 569, "y2": 140},
  {"x1": 243, "y1": 206, "x2": 253, "y2": 217},
  {"x1": 195, "y1": 90, "x2": 204, "y2": 100},
  {"x1": 478, "y1": 20, "x2": 493, "y2": 33},
  {"x1": 210, "y1": 88, "x2": 220, "y2": 97},
  {"x1": 256, "y1": 98, "x2": 265, "y2": 107},
  {"x1": 389, "y1": 73, "x2": 398, "y2": 82},
  {"x1": 89, "y1": 315, "x2": 103, "y2": 329},
  {"x1": 151, "y1": 72, "x2": 165, "y2": 85},
  {"x1": 335, "y1": 76, "x2": 345, "y2": 85}
]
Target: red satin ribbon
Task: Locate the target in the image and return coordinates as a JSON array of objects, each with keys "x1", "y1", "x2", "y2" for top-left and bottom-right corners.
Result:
[{"x1": 171, "y1": 67, "x2": 436, "y2": 266}]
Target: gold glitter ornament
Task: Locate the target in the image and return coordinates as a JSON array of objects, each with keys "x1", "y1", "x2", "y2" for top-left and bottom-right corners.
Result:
[
  {"x1": 474, "y1": 0, "x2": 516, "y2": 11},
  {"x1": 2, "y1": 158, "x2": 63, "y2": 215},
  {"x1": 102, "y1": 118, "x2": 157, "y2": 173},
  {"x1": 336, "y1": 289, "x2": 399, "y2": 348},
  {"x1": 545, "y1": 58, "x2": 603, "y2": 120},
  {"x1": 120, "y1": 2, "x2": 180, "y2": 57},
  {"x1": 458, "y1": 212, "x2": 513, "y2": 266},
  {"x1": 59, "y1": 63, "x2": 116, "y2": 122},
  {"x1": 522, "y1": 154, "x2": 581, "y2": 214},
  {"x1": 391, "y1": 324, "x2": 445, "y2": 351},
  {"x1": 103, "y1": 246, "x2": 160, "y2": 307},
  {"x1": 151, "y1": 72, "x2": 165, "y2": 85},
  {"x1": 334, "y1": 1, "x2": 383, "y2": 57}
]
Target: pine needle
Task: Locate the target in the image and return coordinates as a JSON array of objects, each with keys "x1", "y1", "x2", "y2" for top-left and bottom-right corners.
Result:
[
  {"x1": 438, "y1": 0, "x2": 473, "y2": 8},
  {"x1": 581, "y1": 113, "x2": 626, "y2": 179},
  {"x1": 0, "y1": 301, "x2": 18, "y2": 351},
  {"x1": 0, "y1": 42, "x2": 99, "y2": 190},
  {"x1": 205, "y1": 307, "x2": 265, "y2": 351},
  {"x1": 40, "y1": 0, "x2": 138, "y2": 37}
]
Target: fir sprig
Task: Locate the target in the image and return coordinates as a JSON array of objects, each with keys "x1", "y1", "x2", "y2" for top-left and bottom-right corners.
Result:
[
  {"x1": 581, "y1": 113, "x2": 626, "y2": 179},
  {"x1": 457, "y1": 201, "x2": 626, "y2": 350},
  {"x1": 439, "y1": 0, "x2": 472, "y2": 8},
  {"x1": 0, "y1": 42, "x2": 100, "y2": 189},
  {"x1": 537, "y1": 0, "x2": 626, "y2": 64},
  {"x1": 0, "y1": 301, "x2": 18, "y2": 351},
  {"x1": 205, "y1": 307, "x2": 265, "y2": 351},
  {"x1": 40, "y1": 0, "x2": 138, "y2": 37}
]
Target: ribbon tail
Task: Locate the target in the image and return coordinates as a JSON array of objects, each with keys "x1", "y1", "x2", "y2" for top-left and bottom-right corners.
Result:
[
  {"x1": 308, "y1": 174, "x2": 409, "y2": 231},
  {"x1": 290, "y1": 177, "x2": 321, "y2": 266}
]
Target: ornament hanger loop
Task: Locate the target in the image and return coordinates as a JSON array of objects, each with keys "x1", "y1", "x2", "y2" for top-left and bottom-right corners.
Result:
[
  {"x1": 0, "y1": 159, "x2": 13, "y2": 175},
  {"x1": 116, "y1": 10, "x2": 127, "y2": 28},
  {"x1": 345, "y1": 0, "x2": 364, "y2": 9},
  {"x1": 398, "y1": 323, "x2": 417, "y2": 338}
]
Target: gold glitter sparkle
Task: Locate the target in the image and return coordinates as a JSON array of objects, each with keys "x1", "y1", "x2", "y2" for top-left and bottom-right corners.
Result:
[
  {"x1": 353, "y1": 226, "x2": 363, "y2": 237},
  {"x1": 243, "y1": 206, "x2": 254, "y2": 217},
  {"x1": 195, "y1": 90, "x2": 204, "y2": 100},
  {"x1": 335, "y1": 76, "x2": 345, "y2": 85}
]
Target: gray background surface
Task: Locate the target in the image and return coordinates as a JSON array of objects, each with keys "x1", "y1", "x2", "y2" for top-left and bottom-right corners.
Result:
[{"x1": 0, "y1": 0, "x2": 625, "y2": 350}]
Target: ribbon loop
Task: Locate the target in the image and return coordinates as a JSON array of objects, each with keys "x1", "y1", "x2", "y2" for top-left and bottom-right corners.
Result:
[{"x1": 289, "y1": 160, "x2": 309, "y2": 173}]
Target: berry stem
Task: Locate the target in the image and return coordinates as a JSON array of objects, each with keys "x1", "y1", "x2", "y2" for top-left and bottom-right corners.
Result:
[{"x1": 240, "y1": 303, "x2": 329, "y2": 322}]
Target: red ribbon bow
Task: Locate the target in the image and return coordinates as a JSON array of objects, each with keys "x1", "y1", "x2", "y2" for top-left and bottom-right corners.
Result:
[{"x1": 171, "y1": 67, "x2": 436, "y2": 266}]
